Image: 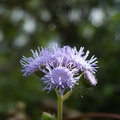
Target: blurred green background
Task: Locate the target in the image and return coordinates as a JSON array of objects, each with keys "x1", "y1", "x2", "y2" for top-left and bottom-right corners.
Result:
[{"x1": 0, "y1": 0, "x2": 120, "y2": 119}]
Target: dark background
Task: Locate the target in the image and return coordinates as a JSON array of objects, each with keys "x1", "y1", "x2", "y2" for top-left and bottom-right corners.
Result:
[{"x1": 0, "y1": 0, "x2": 120, "y2": 119}]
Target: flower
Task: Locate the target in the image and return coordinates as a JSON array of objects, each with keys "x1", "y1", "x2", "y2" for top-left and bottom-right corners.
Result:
[
  {"x1": 41, "y1": 58, "x2": 79, "y2": 95},
  {"x1": 20, "y1": 47, "x2": 52, "y2": 76},
  {"x1": 69, "y1": 47, "x2": 98, "y2": 74},
  {"x1": 20, "y1": 44, "x2": 98, "y2": 95}
]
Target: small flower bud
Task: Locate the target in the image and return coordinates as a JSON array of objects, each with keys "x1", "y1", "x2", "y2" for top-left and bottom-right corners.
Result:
[{"x1": 84, "y1": 70, "x2": 97, "y2": 86}]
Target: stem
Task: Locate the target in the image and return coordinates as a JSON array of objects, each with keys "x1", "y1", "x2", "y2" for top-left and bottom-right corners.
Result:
[
  {"x1": 57, "y1": 94, "x2": 63, "y2": 120},
  {"x1": 62, "y1": 91, "x2": 72, "y2": 101},
  {"x1": 55, "y1": 89, "x2": 63, "y2": 120},
  {"x1": 55, "y1": 90, "x2": 72, "y2": 120}
]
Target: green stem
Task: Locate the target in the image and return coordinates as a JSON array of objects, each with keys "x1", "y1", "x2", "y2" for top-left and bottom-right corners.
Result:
[
  {"x1": 57, "y1": 94, "x2": 63, "y2": 120},
  {"x1": 55, "y1": 90, "x2": 72, "y2": 120},
  {"x1": 55, "y1": 89, "x2": 63, "y2": 120},
  {"x1": 62, "y1": 91, "x2": 72, "y2": 101}
]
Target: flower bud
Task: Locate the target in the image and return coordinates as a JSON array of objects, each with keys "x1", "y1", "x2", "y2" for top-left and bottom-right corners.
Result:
[{"x1": 84, "y1": 70, "x2": 97, "y2": 86}]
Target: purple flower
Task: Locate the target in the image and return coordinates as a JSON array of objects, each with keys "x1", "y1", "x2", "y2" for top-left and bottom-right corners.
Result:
[
  {"x1": 20, "y1": 47, "x2": 52, "y2": 76},
  {"x1": 69, "y1": 47, "x2": 98, "y2": 73},
  {"x1": 20, "y1": 44, "x2": 98, "y2": 95},
  {"x1": 41, "y1": 59, "x2": 79, "y2": 95}
]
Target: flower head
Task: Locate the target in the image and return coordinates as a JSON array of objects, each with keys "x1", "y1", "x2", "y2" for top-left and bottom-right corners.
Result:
[
  {"x1": 69, "y1": 47, "x2": 98, "y2": 73},
  {"x1": 41, "y1": 58, "x2": 79, "y2": 95},
  {"x1": 20, "y1": 44, "x2": 98, "y2": 95}
]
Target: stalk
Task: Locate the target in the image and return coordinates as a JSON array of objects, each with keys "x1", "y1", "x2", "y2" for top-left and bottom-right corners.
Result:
[
  {"x1": 55, "y1": 90, "x2": 72, "y2": 120},
  {"x1": 57, "y1": 94, "x2": 63, "y2": 120}
]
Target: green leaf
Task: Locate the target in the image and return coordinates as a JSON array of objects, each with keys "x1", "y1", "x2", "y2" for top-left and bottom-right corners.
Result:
[{"x1": 42, "y1": 112, "x2": 56, "y2": 120}]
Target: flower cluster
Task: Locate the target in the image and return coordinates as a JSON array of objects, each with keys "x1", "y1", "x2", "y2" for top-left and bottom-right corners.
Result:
[{"x1": 20, "y1": 44, "x2": 98, "y2": 95}]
